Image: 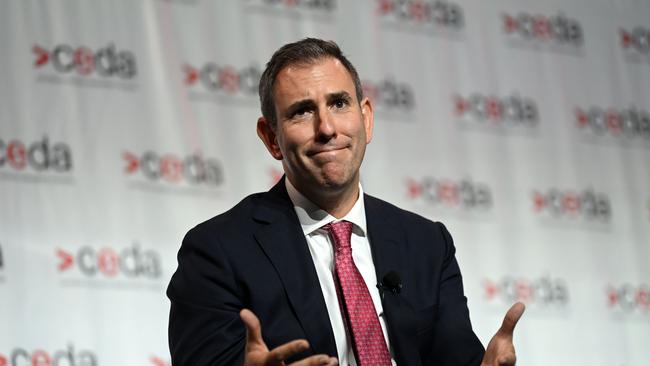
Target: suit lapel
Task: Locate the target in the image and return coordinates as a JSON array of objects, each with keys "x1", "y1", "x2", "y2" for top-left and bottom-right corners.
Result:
[
  {"x1": 253, "y1": 180, "x2": 338, "y2": 357},
  {"x1": 365, "y1": 195, "x2": 421, "y2": 366}
]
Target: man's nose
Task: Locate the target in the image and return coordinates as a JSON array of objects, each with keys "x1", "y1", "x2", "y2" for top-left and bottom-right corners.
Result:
[{"x1": 315, "y1": 108, "x2": 336, "y2": 141}]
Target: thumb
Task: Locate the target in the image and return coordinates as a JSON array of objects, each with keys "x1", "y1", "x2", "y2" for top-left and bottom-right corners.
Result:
[
  {"x1": 240, "y1": 308, "x2": 264, "y2": 347},
  {"x1": 498, "y1": 302, "x2": 525, "y2": 337}
]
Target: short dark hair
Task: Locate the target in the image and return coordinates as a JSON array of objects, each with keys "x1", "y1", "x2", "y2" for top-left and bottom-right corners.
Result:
[{"x1": 258, "y1": 38, "x2": 364, "y2": 128}]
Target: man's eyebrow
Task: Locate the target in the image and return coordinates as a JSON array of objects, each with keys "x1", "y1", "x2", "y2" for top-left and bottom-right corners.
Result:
[
  {"x1": 326, "y1": 91, "x2": 352, "y2": 103},
  {"x1": 285, "y1": 99, "x2": 316, "y2": 117}
]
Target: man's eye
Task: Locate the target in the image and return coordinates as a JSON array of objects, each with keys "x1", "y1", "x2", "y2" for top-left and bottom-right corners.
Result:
[
  {"x1": 292, "y1": 108, "x2": 309, "y2": 117},
  {"x1": 333, "y1": 99, "x2": 348, "y2": 109}
]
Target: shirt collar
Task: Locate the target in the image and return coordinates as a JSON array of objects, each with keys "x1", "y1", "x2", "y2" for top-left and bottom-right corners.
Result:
[{"x1": 285, "y1": 177, "x2": 367, "y2": 237}]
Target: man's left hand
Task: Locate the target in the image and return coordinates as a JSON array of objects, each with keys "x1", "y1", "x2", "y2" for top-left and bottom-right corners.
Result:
[{"x1": 481, "y1": 302, "x2": 525, "y2": 366}]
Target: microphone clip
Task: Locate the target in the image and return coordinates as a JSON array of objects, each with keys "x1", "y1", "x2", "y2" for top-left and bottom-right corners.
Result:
[{"x1": 377, "y1": 270, "x2": 402, "y2": 297}]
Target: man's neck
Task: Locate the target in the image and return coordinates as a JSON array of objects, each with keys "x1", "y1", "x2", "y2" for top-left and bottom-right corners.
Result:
[{"x1": 286, "y1": 177, "x2": 360, "y2": 219}]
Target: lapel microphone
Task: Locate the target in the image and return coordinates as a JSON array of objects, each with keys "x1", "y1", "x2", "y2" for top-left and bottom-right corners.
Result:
[{"x1": 377, "y1": 271, "x2": 402, "y2": 297}]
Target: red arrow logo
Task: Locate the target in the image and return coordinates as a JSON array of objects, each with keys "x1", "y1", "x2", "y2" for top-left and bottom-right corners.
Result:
[
  {"x1": 606, "y1": 286, "x2": 618, "y2": 307},
  {"x1": 183, "y1": 64, "x2": 199, "y2": 86},
  {"x1": 575, "y1": 107, "x2": 589, "y2": 127},
  {"x1": 377, "y1": 0, "x2": 393, "y2": 14},
  {"x1": 532, "y1": 191, "x2": 546, "y2": 212},
  {"x1": 268, "y1": 167, "x2": 283, "y2": 188},
  {"x1": 56, "y1": 249, "x2": 74, "y2": 271},
  {"x1": 484, "y1": 279, "x2": 500, "y2": 300},
  {"x1": 406, "y1": 178, "x2": 422, "y2": 199},
  {"x1": 33, "y1": 45, "x2": 50, "y2": 67},
  {"x1": 620, "y1": 29, "x2": 633, "y2": 48},
  {"x1": 150, "y1": 356, "x2": 168, "y2": 366},
  {"x1": 122, "y1": 151, "x2": 140, "y2": 174},
  {"x1": 454, "y1": 95, "x2": 469, "y2": 116},
  {"x1": 503, "y1": 14, "x2": 518, "y2": 33}
]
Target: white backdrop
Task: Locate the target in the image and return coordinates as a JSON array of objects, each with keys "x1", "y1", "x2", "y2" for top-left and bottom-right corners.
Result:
[{"x1": 1, "y1": 0, "x2": 649, "y2": 365}]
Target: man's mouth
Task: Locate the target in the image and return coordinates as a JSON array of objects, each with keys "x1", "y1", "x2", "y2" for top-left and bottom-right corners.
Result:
[{"x1": 307, "y1": 145, "x2": 347, "y2": 156}]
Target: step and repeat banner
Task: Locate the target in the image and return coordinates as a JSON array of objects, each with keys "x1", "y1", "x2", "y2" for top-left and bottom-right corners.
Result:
[{"x1": 1, "y1": 0, "x2": 649, "y2": 365}]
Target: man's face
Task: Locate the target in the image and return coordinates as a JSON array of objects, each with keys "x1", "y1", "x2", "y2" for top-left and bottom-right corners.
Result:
[{"x1": 257, "y1": 57, "x2": 373, "y2": 197}]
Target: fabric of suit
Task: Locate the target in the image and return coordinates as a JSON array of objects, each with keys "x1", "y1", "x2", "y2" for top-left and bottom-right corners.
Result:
[{"x1": 167, "y1": 179, "x2": 485, "y2": 366}]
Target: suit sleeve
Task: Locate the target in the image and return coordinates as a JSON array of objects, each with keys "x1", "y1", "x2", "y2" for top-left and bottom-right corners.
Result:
[
  {"x1": 166, "y1": 225, "x2": 246, "y2": 366},
  {"x1": 430, "y1": 222, "x2": 485, "y2": 366}
]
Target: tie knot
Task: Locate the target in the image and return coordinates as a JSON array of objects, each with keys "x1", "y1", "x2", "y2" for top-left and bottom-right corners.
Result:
[{"x1": 323, "y1": 220, "x2": 353, "y2": 251}]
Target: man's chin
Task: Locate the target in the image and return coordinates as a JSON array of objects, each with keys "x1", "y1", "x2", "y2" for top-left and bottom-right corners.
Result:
[
  {"x1": 288, "y1": 165, "x2": 357, "y2": 194},
  {"x1": 316, "y1": 172, "x2": 357, "y2": 192}
]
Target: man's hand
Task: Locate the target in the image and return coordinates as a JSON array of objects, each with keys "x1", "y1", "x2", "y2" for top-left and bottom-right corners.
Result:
[
  {"x1": 240, "y1": 309, "x2": 338, "y2": 366},
  {"x1": 481, "y1": 302, "x2": 525, "y2": 366}
]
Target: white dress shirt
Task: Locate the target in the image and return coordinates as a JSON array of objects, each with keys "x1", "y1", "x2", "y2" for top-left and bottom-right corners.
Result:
[{"x1": 285, "y1": 178, "x2": 397, "y2": 366}]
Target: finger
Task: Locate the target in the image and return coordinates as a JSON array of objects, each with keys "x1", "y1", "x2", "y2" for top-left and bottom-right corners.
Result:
[
  {"x1": 319, "y1": 357, "x2": 338, "y2": 366},
  {"x1": 497, "y1": 352, "x2": 516, "y2": 366},
  {"x1": 325, "y1": 357, "x2": 339, "y2": 366},
  {"x1": 498, "y1": 302, "x2": 525, "y2": 336},
  {"x1": 268, "y1": 339, "x2": 310, "y2": 364},
  {"x1": 240, "y1": 309, "x2": 264, "y2": 346},
  {"x1": 289, "y1": 355, "x2": 338, "y2": 366}
]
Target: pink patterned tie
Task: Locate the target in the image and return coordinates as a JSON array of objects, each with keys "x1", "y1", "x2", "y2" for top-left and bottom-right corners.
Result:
[{"x1": 324, "y1": 221, "x2": 392, "y2": 366}]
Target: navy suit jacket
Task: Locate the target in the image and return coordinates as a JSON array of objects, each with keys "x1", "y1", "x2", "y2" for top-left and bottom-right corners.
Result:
[{"x1": 167, "y1": 180, "x2": 485, "y2": 365}]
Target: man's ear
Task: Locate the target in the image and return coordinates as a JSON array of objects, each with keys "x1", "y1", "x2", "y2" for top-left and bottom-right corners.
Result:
[
  {"x1": 257, "y1": 117, "x2": 283, "y2": 160},
  {"x1": 360, "y1": 96, "x2": 374, "y2": 144}
]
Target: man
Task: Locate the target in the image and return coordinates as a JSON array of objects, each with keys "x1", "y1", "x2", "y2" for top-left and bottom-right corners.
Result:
[{"x1": 167, "y1": 38, "x2": 524, "y2": 366}]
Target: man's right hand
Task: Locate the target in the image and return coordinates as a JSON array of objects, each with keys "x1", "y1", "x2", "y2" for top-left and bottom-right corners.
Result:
[{"x1": 240, "y1": 309, "x2": 338, "y2": 366}]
